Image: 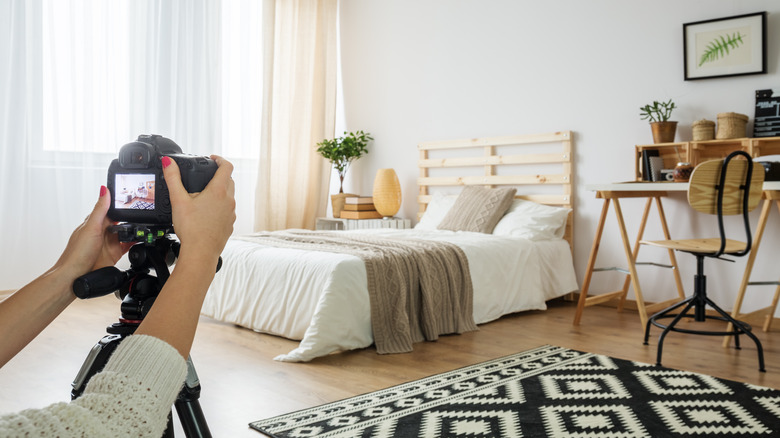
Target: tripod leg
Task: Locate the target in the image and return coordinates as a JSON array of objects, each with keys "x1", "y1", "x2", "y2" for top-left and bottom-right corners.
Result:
[
  {"x1": 162, "y1": 412, "x2": 175, "y2": 438},
  {"x1": 174, "y1": 357, "x2": 212, "y2": 438},
  {"x1": 72, "y1": 334, "x2": 124, "y2": 399},
  {"x1": 176, "y1": 398, "x2": 210, "y2": 438},
  {"x1": 74, "y1": 335, "x2": 213, "y2": 436}
]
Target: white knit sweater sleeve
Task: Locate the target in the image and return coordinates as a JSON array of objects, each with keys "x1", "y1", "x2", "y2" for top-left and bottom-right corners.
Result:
[{"x1": 0, "y1": 334, "x2": 187, "y2": 437}]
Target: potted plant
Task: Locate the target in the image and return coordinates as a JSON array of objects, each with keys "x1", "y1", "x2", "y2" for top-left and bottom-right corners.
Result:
[
  {"x1": 316, "y1": 130, "x2": 373, "y2": 217},
  {"x1": 640, "y1": 99, "x2": 678, "y2": 144}
]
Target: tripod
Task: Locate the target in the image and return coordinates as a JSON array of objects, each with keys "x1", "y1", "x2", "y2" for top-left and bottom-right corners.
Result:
[{"x1": 71, "y1": 226, "x2": 214, "y2": 437}]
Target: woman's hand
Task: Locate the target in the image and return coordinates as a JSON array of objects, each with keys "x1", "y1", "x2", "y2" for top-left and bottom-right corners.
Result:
[
  {"x1": 54, "y1": 186, "x2": 134, "y2": 279},
  {"x1": 161, "y1": 155, "x2": 236, "y2": 263}
]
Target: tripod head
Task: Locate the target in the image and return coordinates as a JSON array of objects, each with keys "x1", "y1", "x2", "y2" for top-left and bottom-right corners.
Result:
[{"x1": 73, "y1": 224, "x2": 220, "y2": 335}]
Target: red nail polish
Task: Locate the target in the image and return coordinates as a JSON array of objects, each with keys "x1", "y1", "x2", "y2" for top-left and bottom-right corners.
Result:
[
  {"x1": 162, "y1": 156, "x2": 172, "y2": 168},
  {"x1": 100, "y1": 186, "x2": 107, "y2": 197}
]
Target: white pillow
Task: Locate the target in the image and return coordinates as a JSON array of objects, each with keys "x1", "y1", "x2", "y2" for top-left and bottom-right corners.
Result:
[
  {"x1": 414, "y1": 192, "x2": 458, "y2": 230},
  {"x1": 492, "y1": 199, "x2": 570, "y2": 240}
]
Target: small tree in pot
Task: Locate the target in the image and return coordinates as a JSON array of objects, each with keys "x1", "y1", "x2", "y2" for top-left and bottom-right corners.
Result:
[
  {"x1": 640, "y1": 99, "x2": 677, "y2": 144},
  {"x1": 317, "y1": 130, "x2": 373, "y2": 193},
  {"x1": 317, "y1": 130, "x2": 373, "y2": 216}
]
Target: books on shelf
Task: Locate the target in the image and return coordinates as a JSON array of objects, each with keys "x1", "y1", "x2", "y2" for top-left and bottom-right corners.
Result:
[
  {"x1": 343, "y1": 203, "x2": 376, "y2": 211},
  {"x1": 340, "y1": 196, "x2": 384, "y2": 219},
  {"x1": 340, "y1": 210, "x2": 382, "y2": 219},
  {"x1": 345, "y1": 196, "x2": 374, "y2": 205},
  {"x1": 641, "y1": 149, "x2": 659, "y2": 181}
]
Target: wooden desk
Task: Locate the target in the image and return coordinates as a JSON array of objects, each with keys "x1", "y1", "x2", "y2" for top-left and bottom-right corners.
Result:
[
  {"x1": 573, "y1": 182, "x2": 686, "y2": 329},
  {"x1": 574, "y1": 181, "x2": 780, "y2": 332}
]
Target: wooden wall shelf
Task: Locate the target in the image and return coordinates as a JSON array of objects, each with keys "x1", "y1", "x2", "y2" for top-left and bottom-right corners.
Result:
[{"x1": 635, "y1": 136, "x2": 780, "y2": 181}]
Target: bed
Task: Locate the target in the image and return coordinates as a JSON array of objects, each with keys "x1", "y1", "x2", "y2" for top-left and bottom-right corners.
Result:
[
  {"x1": 201, "y1": 131, "x2": 578, "y2": 362},
  {"x1": 117, "y1": 190, "x2": 134, "y2": 204}
]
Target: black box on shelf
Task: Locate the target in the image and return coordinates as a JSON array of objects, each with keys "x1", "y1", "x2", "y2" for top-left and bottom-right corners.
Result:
[{"x1": 754, "y1": 89, "x2": 780, "y2": 138}]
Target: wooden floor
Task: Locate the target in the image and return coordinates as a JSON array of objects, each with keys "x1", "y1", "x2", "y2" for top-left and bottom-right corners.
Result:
[{"x1": 0, "y1": 296, "x2": 777, "y2": 437}]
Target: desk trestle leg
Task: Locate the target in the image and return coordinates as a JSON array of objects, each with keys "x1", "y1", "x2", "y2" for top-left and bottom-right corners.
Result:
[
  {"x1": 574, "y1": 194, "x2": 684, "y2": 329},
  {"x1": 723, "y1": 197, "x2": 780, "y2": 347}
]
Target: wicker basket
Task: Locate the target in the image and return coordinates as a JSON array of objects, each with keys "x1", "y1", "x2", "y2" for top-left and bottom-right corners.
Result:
[
  {"x1": 692, "y1": 119, "x2": 715, "y2": 141},
  {"x1": 716, "y1": 112, "x2": 748, "y2": 139}
]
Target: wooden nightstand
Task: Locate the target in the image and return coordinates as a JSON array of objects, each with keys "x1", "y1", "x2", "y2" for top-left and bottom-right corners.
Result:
[{"x1": 316, "y1": 217, "x2": 412, "y2": 231}]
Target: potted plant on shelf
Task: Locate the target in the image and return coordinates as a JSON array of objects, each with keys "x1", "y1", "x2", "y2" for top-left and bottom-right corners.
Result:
[
  {"x1": 640, "y1": 99, "x2": 678, "y2": 144},
  {"x1": 316, "y1": 130, "x2": 373, "y2": 217}
]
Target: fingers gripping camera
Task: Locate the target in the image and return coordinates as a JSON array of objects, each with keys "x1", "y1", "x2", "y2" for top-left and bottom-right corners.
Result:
[{"x1": 107, "y1": 135, "x2": 217, "y2": 225}]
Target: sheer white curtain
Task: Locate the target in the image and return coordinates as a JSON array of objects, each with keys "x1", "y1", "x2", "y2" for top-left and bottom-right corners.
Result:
[
  {"x1": 254, "y1": 0, "x2": 338, "y2": 231},
  {"x1": 0, "y1": 0, "x2": 261, "y2": 291},
  {"x1": 0, "y1": 0, "x2": 31, "y2": 292}
]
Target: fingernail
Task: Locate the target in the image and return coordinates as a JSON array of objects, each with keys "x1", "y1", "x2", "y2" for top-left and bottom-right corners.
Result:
[
  {"x1": 162, "y1": 156, "x2": 172, "y2": 168},
  {"x1": 100, "y1": 186, "x2": 107, "y2": 197}
]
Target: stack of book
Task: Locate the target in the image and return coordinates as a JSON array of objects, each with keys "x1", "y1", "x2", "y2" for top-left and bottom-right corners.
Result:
[{"x1": 340, "y1": 196, "x2": 382, "y2": 219}]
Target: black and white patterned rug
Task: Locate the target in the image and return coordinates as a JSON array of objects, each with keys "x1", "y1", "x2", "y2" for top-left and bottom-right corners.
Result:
[
  {"x1": 131, "y1": 200, "x2": 154, "y2": 210},
  {"x1": 250, "y1": 345, "x2": 780, "y2": 437}
]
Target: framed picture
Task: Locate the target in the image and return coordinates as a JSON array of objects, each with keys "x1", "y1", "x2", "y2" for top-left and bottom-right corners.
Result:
[{"x1": 683, "y1": 12, "x2": 766, "y2": 81}]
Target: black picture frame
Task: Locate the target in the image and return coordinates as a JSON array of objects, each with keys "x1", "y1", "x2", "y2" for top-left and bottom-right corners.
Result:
[{"x1": 683, "y1": 11, "x2": 767, "y2": 81}]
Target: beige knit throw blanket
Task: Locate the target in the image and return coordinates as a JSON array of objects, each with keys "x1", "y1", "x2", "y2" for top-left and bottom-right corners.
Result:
[{"x1": 236, "y1": 230, "x2": 477, "y2": 354}]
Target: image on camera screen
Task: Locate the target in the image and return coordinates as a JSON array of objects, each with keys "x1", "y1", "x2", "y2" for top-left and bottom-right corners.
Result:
[{"x1": 114, "y1": 174, "x2": 156, "y2": 210}]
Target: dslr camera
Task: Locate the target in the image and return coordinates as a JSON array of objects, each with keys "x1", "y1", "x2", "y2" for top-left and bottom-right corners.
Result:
[{"x1": 107, "y1": 135, "x2": 217, "y2": 226}]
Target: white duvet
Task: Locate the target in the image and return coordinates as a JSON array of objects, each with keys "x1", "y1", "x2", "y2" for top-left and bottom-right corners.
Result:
[{"x1": 201, "y1": 229, "x2": 578, "y2": 362}]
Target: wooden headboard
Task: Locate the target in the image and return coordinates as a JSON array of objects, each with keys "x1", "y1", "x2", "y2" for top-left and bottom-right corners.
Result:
[{"x1": 417, "y1": 131, "x2": 574, "y2": 248}]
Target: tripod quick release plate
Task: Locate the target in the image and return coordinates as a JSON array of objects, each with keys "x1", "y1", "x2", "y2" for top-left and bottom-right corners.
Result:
[{"x1": 110, "y1": 223, "x2": 173, "y2": 244}]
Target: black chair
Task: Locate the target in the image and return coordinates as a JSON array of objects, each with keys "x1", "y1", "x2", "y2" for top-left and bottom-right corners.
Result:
[{"x1": 641, "y1": 150, "x2": 765, "y2": 372}]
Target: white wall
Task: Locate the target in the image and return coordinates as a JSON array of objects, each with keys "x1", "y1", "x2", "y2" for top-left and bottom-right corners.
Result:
[{"x1": 338, "y1": 0, "x2": 780, "y2": 315}]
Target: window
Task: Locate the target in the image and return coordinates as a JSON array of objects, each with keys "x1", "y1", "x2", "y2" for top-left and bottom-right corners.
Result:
[
  {"x1": 40, "y1": 0, "x2": 261, "y2": 159},
  {"x1": 42, "y1": 0, "x2": 132, "y2": 153}
]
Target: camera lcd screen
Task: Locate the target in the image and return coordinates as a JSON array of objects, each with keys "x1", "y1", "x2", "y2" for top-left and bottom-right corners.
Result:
[{"x1": 114, "y1": 174, "x2": 156, "y2": 211}]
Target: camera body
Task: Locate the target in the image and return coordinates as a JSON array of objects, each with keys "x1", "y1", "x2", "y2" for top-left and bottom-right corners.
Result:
[{"x1": 107, "y1": 135, "x2": 217, "y2": 225}]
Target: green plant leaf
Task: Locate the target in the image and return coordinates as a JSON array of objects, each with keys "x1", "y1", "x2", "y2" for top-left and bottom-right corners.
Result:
[
  {"x1": 316, "y1": 131, "x2": 373, "y2": 192},
  {"x1": 698, "y1": 32, "x2": 745, "y2": 67},
  {"x1": 639, "y1": 99, "x2": 675, "y2": 122}
]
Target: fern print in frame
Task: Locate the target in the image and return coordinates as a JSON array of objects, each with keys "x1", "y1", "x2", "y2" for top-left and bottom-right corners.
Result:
[
  {"x1": 683, "y1": 12, "x2": 766, "y2": 81},
  {"x1": 698, "y1": 32, "x2": 745, "y2": 67}
]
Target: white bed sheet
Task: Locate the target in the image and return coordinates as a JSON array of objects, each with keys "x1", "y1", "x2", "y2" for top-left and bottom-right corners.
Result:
[{"x1": 201, "y1": 229, "x2": 578, "y2": 362}]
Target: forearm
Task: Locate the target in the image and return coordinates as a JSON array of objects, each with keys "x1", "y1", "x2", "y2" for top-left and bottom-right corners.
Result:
[
  {"x1": 0, "y1": 267, "x2": 77, "y2": 368},
  {"x1": 0, "y1": 335, "x2": 187, "y2": 437},
  {"x1": 133, "y1": 249, "x2": 220, "y2": 358},
  {"x1": 134, "y1": 154, "x2": 234, "y2": 359}
]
